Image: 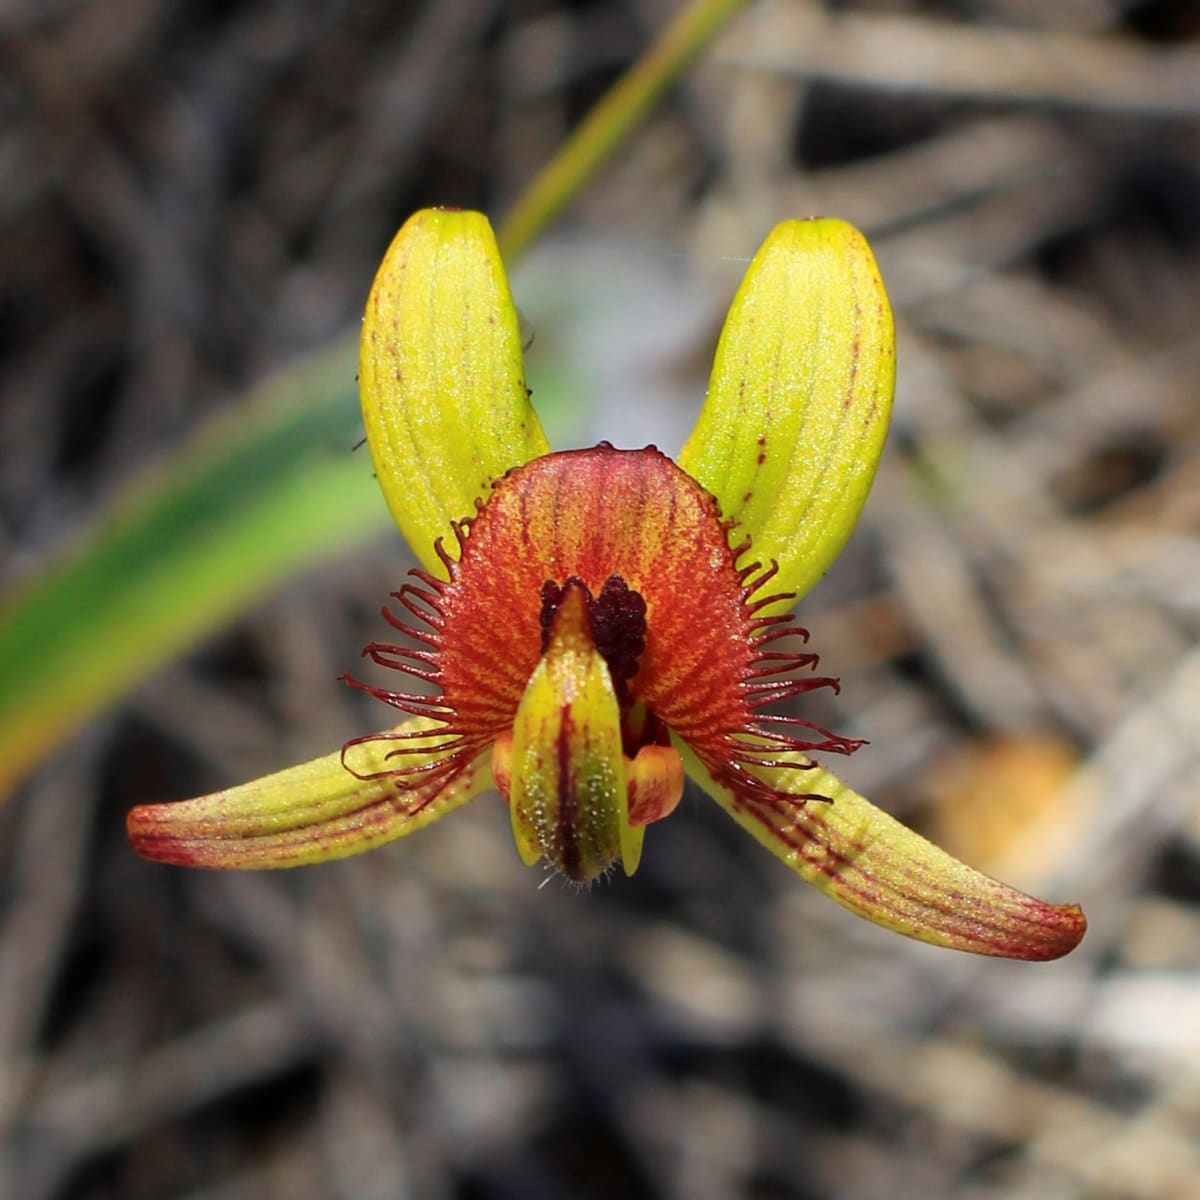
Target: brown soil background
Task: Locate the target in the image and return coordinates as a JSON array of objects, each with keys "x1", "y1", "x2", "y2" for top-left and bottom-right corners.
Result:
[{"x1": 2, "y1": 2, "x2": 1200, "y2": 1198}]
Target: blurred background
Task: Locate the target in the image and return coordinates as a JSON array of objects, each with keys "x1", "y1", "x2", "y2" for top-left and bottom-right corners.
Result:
[{"x1": 2, "y1": 1, "x2": 1200, "y2": 1197}]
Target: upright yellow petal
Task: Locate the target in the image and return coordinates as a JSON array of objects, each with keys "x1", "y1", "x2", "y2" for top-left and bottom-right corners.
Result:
[
  {"x1": 127, "y1": 718, "x2": 490, "y2": 869},
  {"x1": 360, "y1": 208, "x2": 551, "y2": 572},
  {"x1": 679, "y1": 219, "x2": 894, "y2": 604},
  {"x1": 681, "y1": 743, "x2": 1085, "y2": 960}
]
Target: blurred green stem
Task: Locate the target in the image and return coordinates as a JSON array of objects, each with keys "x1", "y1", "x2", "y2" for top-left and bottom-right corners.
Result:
[{"x1": 499, "y1": 0, "x2": 749, "y2": 259}]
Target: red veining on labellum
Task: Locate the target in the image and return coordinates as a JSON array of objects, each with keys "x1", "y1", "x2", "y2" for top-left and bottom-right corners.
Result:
[{"x1": 341, "y1": 444, "x2": 863, "y2": 809}]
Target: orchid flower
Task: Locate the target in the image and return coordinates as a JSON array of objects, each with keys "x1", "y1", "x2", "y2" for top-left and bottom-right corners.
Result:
[{"x1": 128, "y1": 208, "x2": 1086, "y2": 961}]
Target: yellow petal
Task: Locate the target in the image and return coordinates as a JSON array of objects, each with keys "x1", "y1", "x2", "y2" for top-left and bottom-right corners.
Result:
[
  {"x1": 127, "y1": 718, "x2": 490, "y2": 869},
  {"x1": 360, "y1": 208, "x2": 550, "y2": 572},
  {"x1": 679, "y1": 219, "x2": 894, "y2": 604},
  {"x1": 680, "y1": 742, "x2": 1086, "y2": 960},
  {"x1": 501, "y1": 581, "x2": 643, "y2": 881}
]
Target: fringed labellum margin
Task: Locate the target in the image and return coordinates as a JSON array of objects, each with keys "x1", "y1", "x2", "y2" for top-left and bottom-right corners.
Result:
[{"x1": 342, "y1": 444, "x2": 856, "y2": 882}]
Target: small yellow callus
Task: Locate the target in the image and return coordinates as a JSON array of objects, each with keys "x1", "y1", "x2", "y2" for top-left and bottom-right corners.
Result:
[
  {"x1": 627, "y1": 744, "x2": 684, "y2": 826},
  {"x1": 492, "y1": 583, "x2": 642, "y2": 882}
]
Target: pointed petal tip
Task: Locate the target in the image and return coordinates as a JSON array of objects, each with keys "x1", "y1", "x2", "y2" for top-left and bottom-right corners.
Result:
[
  {"x1": 1001, "y1": 900, "x2": 1087, "y2": 963},
  {"x1": 127, "y1": 806, "x2": 226, "y2": 869},
  {"x1": 127, "y1": 805, "x2": 185, "y2": 865}
]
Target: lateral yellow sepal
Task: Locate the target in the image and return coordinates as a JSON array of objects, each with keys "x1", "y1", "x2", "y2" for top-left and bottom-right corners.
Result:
[
  {"x1": 679, "y1": 218, "x2": 894, "y2": 605},
  {"x1": 360, "y1": 208, "x2": 550, "y2": 573},
  {"x1": 679, "y1": 740, "x2": 1086, "y2": 961},
  {"x1": 127, "y1": 717, "x2": 491, "y2": 869}
]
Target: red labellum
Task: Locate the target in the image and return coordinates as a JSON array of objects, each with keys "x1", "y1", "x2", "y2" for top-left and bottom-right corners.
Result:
[{"x1": 343, "y1": 445, "x2": 860, "y2": 856}]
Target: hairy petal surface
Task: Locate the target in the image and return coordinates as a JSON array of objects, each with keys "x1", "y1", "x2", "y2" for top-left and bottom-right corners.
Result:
[
  {"x1": 681, "y1": 742, "x2": 1086, "y2": 960},
  {"x1": 360, "y1": 208, "x2": 550, "y2": 573},
  {"x1": 127, "y1": 718, "x2": 490, "y2": 868},
  {"x1": 680, "y1": 218, "x2": 895, "y2": 605}
]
